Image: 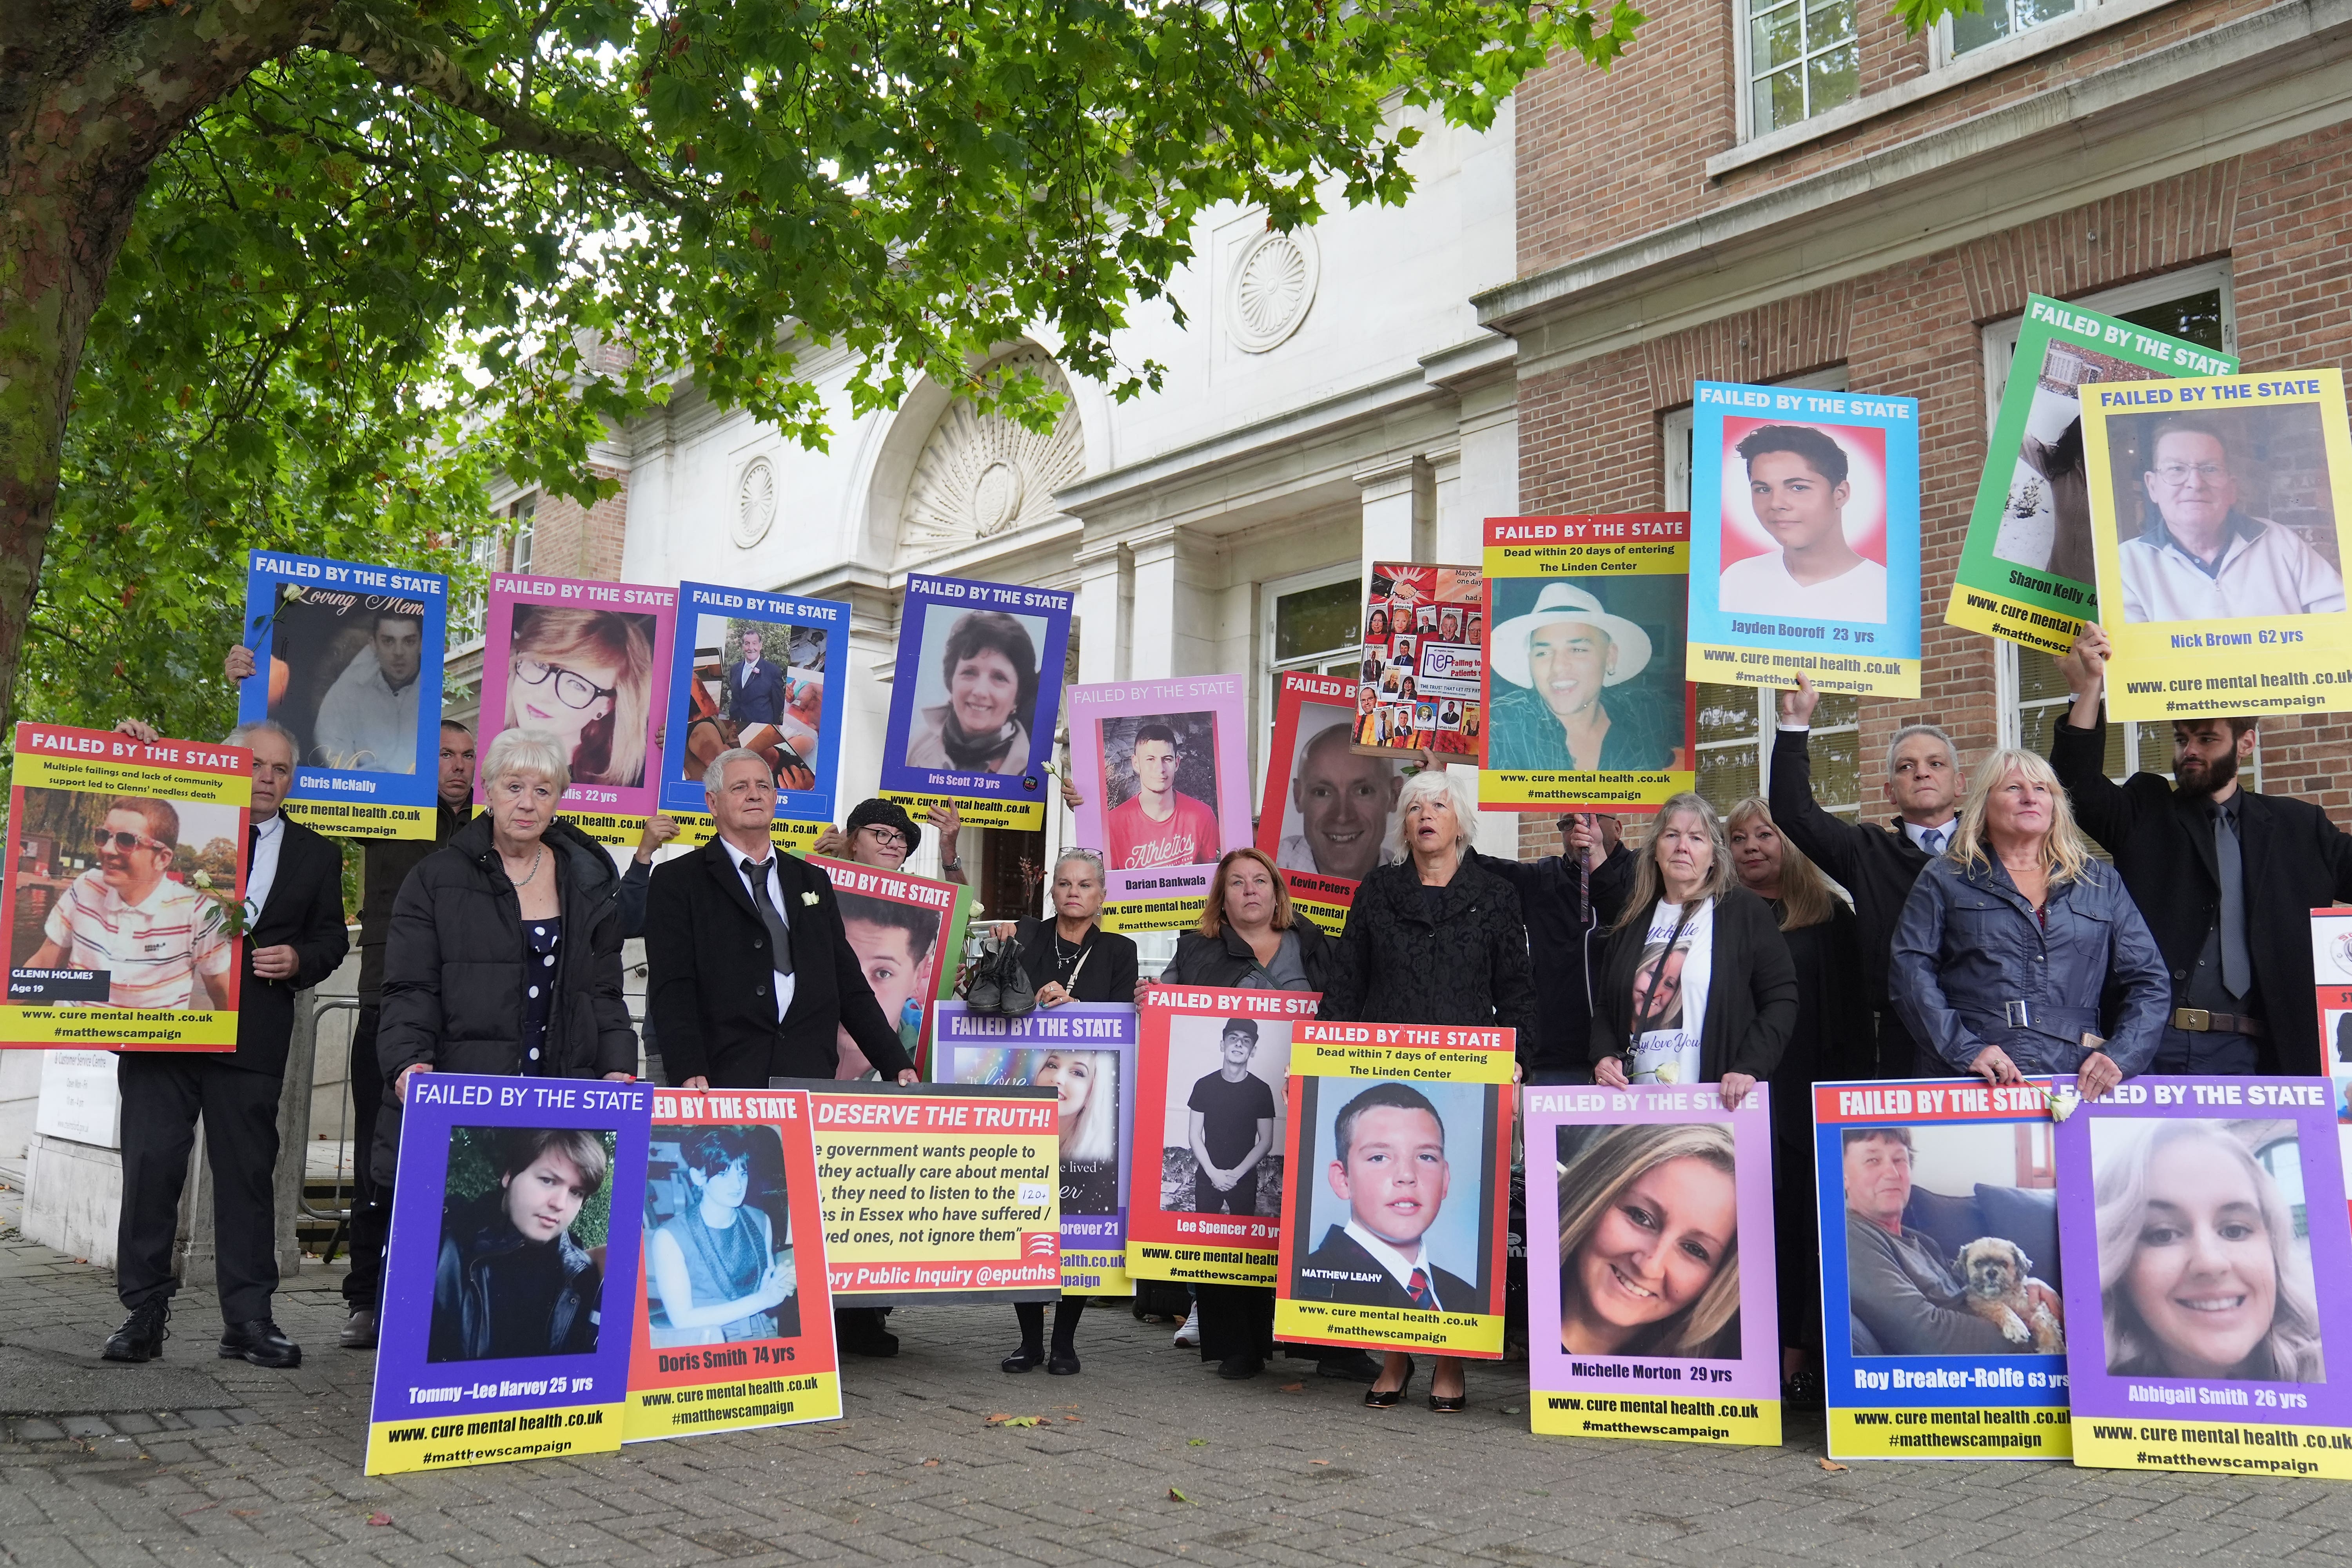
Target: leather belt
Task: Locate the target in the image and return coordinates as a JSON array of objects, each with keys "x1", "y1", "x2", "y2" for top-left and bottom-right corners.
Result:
[
  {"x1": 2172, "y1": 1007, "x2": 2265, "y2": 1037},
  {"x1": 1965, "y1": 1001, "x2": 2103, "y2": 1048}
]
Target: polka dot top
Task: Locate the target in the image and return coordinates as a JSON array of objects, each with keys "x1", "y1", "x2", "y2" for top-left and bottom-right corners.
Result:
[{"x1": 520, "y1": 917, "x2": 562, "y2": 1074}]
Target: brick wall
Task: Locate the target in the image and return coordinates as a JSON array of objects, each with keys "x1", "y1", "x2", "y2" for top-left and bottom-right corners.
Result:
[{"x1": 529, "y1": 465, "x2": 631, "y2": 583}]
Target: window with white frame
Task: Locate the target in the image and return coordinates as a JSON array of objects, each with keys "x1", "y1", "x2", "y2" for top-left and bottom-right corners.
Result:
[
  {"x1": 1261, "y1": 564, "x2": 1366, "y2": 773},
  {"x1": 1744, "y1": 0, "x2": 1860, "y2": 138},
  {"x1": 1948, "y1": 0, "x2": 2084, "y2": 58},
  {"x1": 452, "y1": 493, "x2": 534, "y2": 646},
  {"x1": 508, "y1": 492, "x2": 537, "y2": 577},
  {"x1": 1987, "y1": 263, "x2": 2237, "y2": 780}
]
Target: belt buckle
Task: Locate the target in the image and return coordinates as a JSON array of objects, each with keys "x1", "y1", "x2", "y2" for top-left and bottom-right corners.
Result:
[
  {"x1": 2176, "y1": 1007, "x2": 2212, "y2": 1032},
  {"x1": 2005, "y1": 1000, "x2": 2031, "y2": 1029}
]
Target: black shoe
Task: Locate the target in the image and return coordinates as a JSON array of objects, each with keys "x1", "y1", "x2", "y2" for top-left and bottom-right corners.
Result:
[
  {"x1": 1002, "y1": 1345, "x2": 1044, "y2": 1373},
  {"x1": 1426, "y1": 1391, "x2": 1468, "y2": 1413},
  {"x1": 103, "y1": 1301, "x2": 170, "y2": 1363},
  {"x1": 338, "y1": 1309, "x2": 379, "y2": 1350},
  {"x1": 218, "y1": 1318, "x2": 302, "y2": 1369},
  {"x1": 839, "y1": 1325, "x2": 900, "y2": 1358},
  {"x1": 1317, "y1": 1349, "x2": 1381, "y2": 1380},
  {"x1": 1214, "y1": 1352, "x2": 1263, "y2": 1381},
  {"x1": 1365, "y1": 1358, "x2": 1415, "y2": 1409},
  {"x1": 1784, "y1": 1366, "x2": 1826, "y2": 1412},
  {"x1": 1046, "y1": 1348, "x2": 1080, "y2": 1376}
]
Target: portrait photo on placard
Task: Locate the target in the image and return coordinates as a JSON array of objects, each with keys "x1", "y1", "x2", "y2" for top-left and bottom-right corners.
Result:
[
  {"x1": 953, "y1": 1046, "x2": 1123, "y2": 1216},
  {"x1": 1486, "y1": 574, "x2": 1688, "y2": 774},
  {"x1": 901, "y1": 603, "x2": 1047, "y2": 777},
  {"x1": 643, "y1": 1123, "x2": 799, "y2": 1348},
  {"x1": 674, "y1": 612, "x2": 827, "y2": 789},
  {"x1": 9, "y1": 787, "x2": 243, "y2": 1011},
  {"x1": 1160, "y1": 1013, "x2": 1290, "y2": 1220},
  {"x1": 500, "y1": 603, "x2": 661, "y2": 790},
  {"x1": 261, "y1": 583, "x2": 431, "y2": 774},
  {"x1": 2088, "y1": 1117, "x2": 2324, "y2": 1383},
  {"x1": 1842, "y1": 1120, "x2": 2065, "y2": 1359},
  {"x1": 1097, "y1": 711, "x2": 1221, "y2": 873},
  {"x1": 1271, "y1": 709, "x2": 1402, "y2": 889},
  {"x1": 831, "y1": 889, "x2": 944, "y2": 1081},
  {"x1": 2097, "y1": 406, "x2": 2347, "y2": 625},
  {"x1": 1290, "y1": 1078, "x2": 1491, "y2": 1312},
  {"x1": 428, "y1": 1125, "x2": 618, "y2": 1364},
  {"x1": 1715, "y1": 420, "x2": 1891, "y2": 625},
  {"x1": 1990, "y1": 340, "x2": 2169, "y2": 584},
  {"x1": 1553, "y1": 1121, "x2": 1743, "y2": 1359}
]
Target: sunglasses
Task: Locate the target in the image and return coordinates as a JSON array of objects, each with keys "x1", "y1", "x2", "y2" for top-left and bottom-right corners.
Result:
[{"x1": 93, "y1": 828, "x2": 168, "y2": 853}]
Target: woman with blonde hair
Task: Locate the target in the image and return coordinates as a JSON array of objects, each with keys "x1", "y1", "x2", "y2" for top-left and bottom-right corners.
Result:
[
  {"x1": 2095, "y1": 1120, "x2": 2325, "y2": 1383},
  {"x1": 1555, "y1": 1122, "x2": 1742, "y2": 1359},
  {"x1": 504, "y1": 607, "x2": 657, "y2": 789},
  {"x1": 1891, "y1": 748, "x2": 2169, "y2": 1100},
  {"x1": 1726, "y1": 798, "x2": 1868, "y2": 1406}
]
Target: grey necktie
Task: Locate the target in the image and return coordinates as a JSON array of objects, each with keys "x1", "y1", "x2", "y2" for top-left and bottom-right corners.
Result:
[
  {"x1": 2213, "y1": 804, "x2": 2249, "y2": 998},
  {"x1": 1919, "y1": 826, "x2": 1945, "y2": 857},
  {"x1": 742, "y1": 857, "x2": 795, "y2": 976}
]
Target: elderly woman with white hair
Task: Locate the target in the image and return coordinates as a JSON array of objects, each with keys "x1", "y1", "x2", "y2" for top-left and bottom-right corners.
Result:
[
  {"x1": 1319, "y1": 764, "x2": 1537, "y2": 1413},
  {"x1": 374, "y1": 728, "x2": 636, "y2": 1181}
]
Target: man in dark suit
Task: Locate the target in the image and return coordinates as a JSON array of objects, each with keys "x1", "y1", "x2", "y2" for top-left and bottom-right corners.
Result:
[
  {"x1": 723, "y1": 628, "x2": 788, "y2": 728},
  {"x1": 647, "y1": 746, "x2": 918, "y2": 1357},
  {"x1": 1771, "y1": 673, "x2": 1965, "y2": 1077},
  {"x1": 2052, "y1": 625, "x2": 2352, "y2": 1076},
  {"x1": 1295, "y1": 1083, "x2": 1476, "y2": 1312},
  {"x1": 103, "y1": 719, "x2": 350, "y2": 1368}
]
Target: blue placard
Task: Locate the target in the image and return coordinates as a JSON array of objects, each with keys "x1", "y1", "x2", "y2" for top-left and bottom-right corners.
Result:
[
  {"x1": 876, "y1": 574, "x2": 1074, "y2": 829},
  {"x1": 659, "y1": 582, "x2": 849, "y2": 824},
  {"x1": 238, "y1": 550, "x2": 448, "y2": 837},
  {"x1": 1687, "y1": 382, "x2": 1923, "y2": 698}
]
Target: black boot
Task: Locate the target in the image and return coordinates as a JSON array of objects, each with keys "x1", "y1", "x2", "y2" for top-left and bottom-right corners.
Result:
[
  {"x1": 218, "y1": 1318, "x2": 302, "y2": 1369},
  {"x1": 103, "y1": 1300, "x2": 170, "y2": 1363},
  {"x1": 1046, "y1": 1296, "x2": 1083, "y2": 1374},
  {"x1": 1004, "y1": 1300, "x2": 1045, "y2": 1371}
]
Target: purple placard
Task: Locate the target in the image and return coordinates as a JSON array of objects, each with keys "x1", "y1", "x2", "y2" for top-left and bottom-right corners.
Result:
[
  {"x1": 364, "y1": 1074, "x2": 653, "y2": 1475},
  {"x1": 1522, "y1": 1082, "x2": 1782, "y2": 1446},
  {"x1": 2056, "y1": 1075, "x2": 2352, "y2": 1478},
  {"x1": 1067, "y1": 675, "x2": 1254, "y2": 933}
]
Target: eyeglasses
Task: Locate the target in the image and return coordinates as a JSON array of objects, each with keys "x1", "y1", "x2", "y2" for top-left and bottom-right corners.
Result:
[
  {"x1": 2153, "y1": 462, "x2": 2229, "y2": 486},
  {"x1": 515, "y1": 657, "x2": 618, "y2": 711},
  {"x1": 93, "y1": 828, "x2": 167, "y2": 853},
  {"x1": 858, "y1": 826, "x2": 909, "y2": 851}
]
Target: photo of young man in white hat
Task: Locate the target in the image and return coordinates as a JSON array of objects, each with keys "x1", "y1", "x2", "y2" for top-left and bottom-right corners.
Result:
[{"x1": 1487, "y1": 582, "x2": 1681, "y2": 772}]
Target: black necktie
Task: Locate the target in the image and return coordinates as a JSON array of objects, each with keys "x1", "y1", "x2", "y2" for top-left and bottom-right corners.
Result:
[
  {"x1": 2214, "y1": 804, "x2": 2249, "y2": 998},
  {"x1": 742, "y1": 857, "x2": 795, "y2": 975}
]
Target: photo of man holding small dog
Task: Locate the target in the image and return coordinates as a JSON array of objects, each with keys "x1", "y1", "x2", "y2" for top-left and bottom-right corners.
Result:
[{"x1": 1844, "y1": 1126, "x2": 2065, "y2": 1357}]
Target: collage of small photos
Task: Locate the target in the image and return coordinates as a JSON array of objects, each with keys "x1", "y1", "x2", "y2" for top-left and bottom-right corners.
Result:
[{"x1": 1354, "y1": 563, "x2": 1485, "y2": 758}]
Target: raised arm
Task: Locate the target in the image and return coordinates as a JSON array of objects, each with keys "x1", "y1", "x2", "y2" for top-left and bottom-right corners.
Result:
[
  {"x1": 1769, "y1": 682, "x2": 1869, "y2": 891},
  {"x1": 2049, "y1": 625, "x2": 2136, "y2": 851}
]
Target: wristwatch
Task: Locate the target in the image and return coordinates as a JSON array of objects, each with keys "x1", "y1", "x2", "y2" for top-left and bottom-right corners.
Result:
[{"x1": 941, "y1": 857, "x2": 962, "y2": 873}]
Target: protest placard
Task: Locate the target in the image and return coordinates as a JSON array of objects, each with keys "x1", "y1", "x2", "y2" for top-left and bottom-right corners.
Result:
[
  {"x1": 477, "y1": 573, "x2": 677, "y2": 846},
  {"x1": 793, "y1": 1079, "x2": 1062, "y2": 1306},
  {"x1": 2058, "y1": 1075, "x2": 2352, "y2": 1480},
  {"x1": 1687, "y1": 381, "x2": 1922, "y2": 697},
  {"x1": 1129, "y1": 987, "x2": 1322, "y2": 1287},
  {"x1": 239, "y1": 550, "x2": 448, "y2": 838},
  {"x1": 1817, "y1": 1078, "x2": 2073, "y2": 1461},
  {"x1": 2311, "y1": 909, "x2": 2352, "y2": 1122},
  {"x1": 1068, "y1": 676, "x2": 1252, "y2": 932},
  {"x1": 656, "y1": 581, "x2": 849, "y2": 847},
  {"x1": 365, "y1": 1074, "x2": 653, "y2": 1475},
  {"x1": 1255, "y1": 672, "x2": 1406, "y2": 930},
  {"x1": 2080, "y1": 370, "x2": 2352, "y2": 723},
  {"x1": 935, "y1": 1002, "x2": 1137, "y2": 1295},
  {"x1": 623, "y1": 1086, "x2": 839, "y2": 1442},
  {"x1": 1273, "y1": 1022, "x2": 1514, "y2": 1358},
  {"x1": 1946, "y1": 297, "x2": 2236, "y2": 656},
  {"x1": 802, "y1": 855, "x2": 969, "y2": 1078},
  {"x1": 1480, "y1": 516, "x2": 1695, "y2": 812},
  {"x1": 877, "y1": 573, "x2": 1073, "y2": 833},
  {"x1": 1, "y1": 723, "x2": 250, "y2": 1050},
  {"x1": 1522, "y1": 1082, "x2": 1780, "y2": 1445},
  {"x1": 1354, "y1": 564, "x2": 1482, "y2": 758}
]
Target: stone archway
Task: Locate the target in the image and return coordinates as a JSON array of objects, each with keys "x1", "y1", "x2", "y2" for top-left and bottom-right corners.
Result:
[{"x1": 894, "y1": 345, "x2": 1085, "y2": 569}]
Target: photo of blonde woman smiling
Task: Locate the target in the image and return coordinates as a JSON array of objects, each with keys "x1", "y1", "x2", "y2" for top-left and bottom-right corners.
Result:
[{"x1": 1555, "y1": 1123, "x2": 1742, "y2": 1359}]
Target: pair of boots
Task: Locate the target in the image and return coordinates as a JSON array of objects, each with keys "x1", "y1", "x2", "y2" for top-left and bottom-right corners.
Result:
[{"x1": 1002, "y1": 1297, "x2": 1083, "y2": 1375}]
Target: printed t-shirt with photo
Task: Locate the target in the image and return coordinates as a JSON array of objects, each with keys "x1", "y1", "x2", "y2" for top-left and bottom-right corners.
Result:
[{"x1": 1626, "y1": 898, "x2": 1713, "y2": 1087}]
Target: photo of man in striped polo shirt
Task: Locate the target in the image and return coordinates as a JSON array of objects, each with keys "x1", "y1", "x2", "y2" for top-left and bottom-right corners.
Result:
[{"x1": 24, "y1": 796, "x2": 235, "y2": 1011}]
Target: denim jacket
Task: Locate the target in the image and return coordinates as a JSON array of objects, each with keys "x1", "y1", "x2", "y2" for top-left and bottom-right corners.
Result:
[{"x1": 1890, "y1": 854, "x2": 2170, "y2": 1076}]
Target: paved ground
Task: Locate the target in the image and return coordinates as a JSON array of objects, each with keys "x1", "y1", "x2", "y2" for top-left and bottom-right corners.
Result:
[{"x1": 5, "y1": 1214, "x2": 2352, "y2": 1568}]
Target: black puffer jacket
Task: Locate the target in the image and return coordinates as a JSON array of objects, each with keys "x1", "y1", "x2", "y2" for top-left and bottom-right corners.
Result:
[
  {"x1": 1317, "y1": 858, "x2": 1539, "y2": 1047},
  {"x1": 374, "y1": 815, "x2": 634, "y2": 1179},
  {"x1": 427, "y1": 1189, "x2": 601, "y2": 1362},
  {"x1": 1161, "y1": 913, "x2": 1341, "y2": 991}
]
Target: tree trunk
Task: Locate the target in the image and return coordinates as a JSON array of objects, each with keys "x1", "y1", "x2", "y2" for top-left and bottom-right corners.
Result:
[{"x1": 0, "y1": 0, "x2": 324, "y2": 737}]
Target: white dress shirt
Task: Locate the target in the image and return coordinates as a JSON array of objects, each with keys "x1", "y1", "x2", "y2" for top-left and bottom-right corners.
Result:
[
  {"x1": 312, "y1": 645, "x2": 420, "y2": 773},
  {"x1": 1901, "y1": 817, "x2": 1958, "y2": 857},
  {"x1": 245, "y1": 811, "x2": 285, "y2": 926},
  {"x1": 1344, "y1": 1218, "x2": 1443, "y2": 1310},
  {"x1": 722, "y1": 838, "x2": 797, "y2": 1020}
]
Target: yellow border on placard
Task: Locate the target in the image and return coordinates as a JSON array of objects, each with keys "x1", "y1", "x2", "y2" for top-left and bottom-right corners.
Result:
[
  {"x1": 1293, "y1": 1038, "x2": 1519, "y2": 1084},
  {"x1": 15, "y1": 752, "x2": 250, "y2": 802},
  {"x1": 1942, "y1": 583, "x2": 2087, "y2": 657},
  {"x1": 881, "y1": 789, "x2": 1043, "y2": 833},
  {"x1": 1129, "y1": 1240, "x2": 1274, "y2": 1287},
  {"x1": 1062, "y1": 1250, "x2": 1131, "y2": 1298},
  {"x1": 1480, "y1": 768, "x2": 1694, "y2": 810},
  {"x1": 1687, "y1": 642, "x2": 1920, "y2": 698},
  {"x1": 282, "y1": 801, "x2": 435, "y2": 840},
  {"x1": 0, "y1": 1005, "x2": 238, "y2": 1048},
  {"x1": 1274, "y1": 1300, "x2": 1504, "y2": 1357},
  {"x1": 1531, "y1": 1390, "x2": 1782, "y2": 1446},
  {"x1": 365, "y1": 1403, "x2": 623, "y2": 1474},
  {"x1": 1098, "y1": 896, "x2": 1208, "y2": 934},
  {"x1": 1829, "y1": 1406, "x2": 2071, "y2": 1459},
  {"x1": 1287, "y1": 892, "x2": 1350, "y2": 932},
  {"x1": 622, "y1": 1373, "x2": 839, "y2": 1442},
  {"x1": 2072, "y1": 1417, "x2": 2350, "y2": 1478},
  {"x1": 660, "y1": 813, "x2": 824, "y2": 852}
]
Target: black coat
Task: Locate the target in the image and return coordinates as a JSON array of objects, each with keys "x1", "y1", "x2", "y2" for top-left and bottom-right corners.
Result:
[
  {"x1": 1768, "y1": 726, "x2": 1932, "y2": 1076},
  {"x1": 1318, "y1": 859, "x2": 1539, "y2": 1047},
  {"x1": 1294, "y1": 1225, "x2": 1477, "y2": 1311},
  {"x1": 1009, "y1": 918, "x2": 1140, "y2": 1003},
  {"x1": 356, "y1": 802, "x2": 473, "y2": 1002},
  {"x1": 2052, "y1": 714, "x2": 2352, "y2": 1076},
  {"x1": 1768, "y1": 900, "x2": 1873, "y2": 1147},
  {"x1": 232, "y1": 814, "x2": 352, "y2": 1078},
  {"x1": 1592, "y1": 886, "x2": 1798, "y2": 1083},
  {"x1": 1469, "y1": 844, "x2": 1634, "y2": 1080},
  {"x1": 1161, "y1": 913, "x2": 1342, "y2": 991},
  {"x1": 428, "y1": 1190, "x2": 601, "y2": 1363},
  {"x1": 645, "y1": 839, "x2": 914, "y2": 1089}
]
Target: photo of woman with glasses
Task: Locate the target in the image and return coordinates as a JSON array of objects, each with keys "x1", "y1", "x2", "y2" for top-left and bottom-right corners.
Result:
[{"x1": 502, "y1": 607, "x2": 659, "y2": 789}]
